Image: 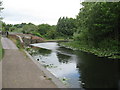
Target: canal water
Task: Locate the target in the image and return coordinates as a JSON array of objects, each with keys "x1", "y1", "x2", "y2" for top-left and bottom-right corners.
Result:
[{"x1": 29, "y1": 42, "x2": 120, "y2": 88}]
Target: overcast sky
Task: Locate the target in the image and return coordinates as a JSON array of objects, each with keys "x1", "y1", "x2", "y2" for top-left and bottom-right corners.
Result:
[{"x1": 2, "y1": 0, "x2": 84, "y2": 25}]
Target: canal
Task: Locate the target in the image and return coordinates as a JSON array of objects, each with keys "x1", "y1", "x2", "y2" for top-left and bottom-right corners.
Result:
[{"x1": 29, "y1": 42, "x2": 120, "y2": 88}]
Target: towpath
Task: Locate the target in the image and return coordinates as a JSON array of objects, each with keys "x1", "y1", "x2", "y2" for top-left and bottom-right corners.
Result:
[{"x1": 1, "y1": 37, "x2": 58, "y2": 88}]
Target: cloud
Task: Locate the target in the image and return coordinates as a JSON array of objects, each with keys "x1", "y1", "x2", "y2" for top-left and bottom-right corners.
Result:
[{"x1": 2, "y1": 0, "x2": 82, "y2": 25}]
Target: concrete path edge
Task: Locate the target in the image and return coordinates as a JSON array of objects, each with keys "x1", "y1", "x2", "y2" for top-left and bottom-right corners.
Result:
[{"x1": 24, "y1": 50, "x2": 68, "y2": 88}]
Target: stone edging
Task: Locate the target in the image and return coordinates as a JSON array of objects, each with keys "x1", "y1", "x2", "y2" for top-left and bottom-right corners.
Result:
[{"x1": 24, "y1": 50, "x2": 68, "y2": 88}]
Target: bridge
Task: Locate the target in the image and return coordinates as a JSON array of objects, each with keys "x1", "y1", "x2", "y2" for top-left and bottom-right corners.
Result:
[{"x1": 8, "y1": 33, "x2": 71, "y2": 47}]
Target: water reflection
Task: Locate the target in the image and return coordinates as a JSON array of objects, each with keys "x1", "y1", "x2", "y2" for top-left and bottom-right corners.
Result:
[
  {"x1": 30, "y1": 47, "x2": 52, "y2": 56},
  {"x1": 57, "y1": 52, "x2": 71, "y2": 64},
  {"x1": 30, "y1": 42, "x2": 120, "y2": 88},
  {"x1": 76, "y1": 51, "x2": 120, "y2": 88},
  {"x1": 29, "y1": 45, "x2": 81, "y2": 88},
  {"x1": 57, "y1": 46, "x2": 74, "y2": 55},
  {"x1": 37, "y1": 48, "x2": 51, "y2": 56}
]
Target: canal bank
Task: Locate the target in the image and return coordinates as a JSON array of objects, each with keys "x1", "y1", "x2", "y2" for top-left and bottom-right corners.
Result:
[
  {"x1": 59, "y1": 41, "x2": 120, "y2": 59},
  {"x1": 1, "y1": 37, "x2": 66, "y2": 88},
  {"x1": 29, "y1": 42, "x2": 120, "y2": 88},
  {"x1": 24, "y1": 50, "x2": 68, "y2": 88}
]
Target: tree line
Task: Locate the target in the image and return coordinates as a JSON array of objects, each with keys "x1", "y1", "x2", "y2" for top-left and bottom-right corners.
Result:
[
  {"x1": 2, "y1": 16, "x2": 77, "y2": 40},
  {"x1": 75, "y1": 2, "x2": 120, "y2": 49},
  {"x1": 2, "y1": 22, "x2": 57, "y2": 39},
  {"x1": 2, "y1": 2, "x2": 120, "y2": 56}
]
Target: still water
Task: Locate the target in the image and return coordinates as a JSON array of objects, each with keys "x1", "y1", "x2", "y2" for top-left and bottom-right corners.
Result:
[{"x1": 30, "y1": 42, "x2": 120, "y2": 88}]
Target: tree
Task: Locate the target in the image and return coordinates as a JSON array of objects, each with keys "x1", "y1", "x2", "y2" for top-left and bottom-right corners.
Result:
[
  {"x1": 46, "y1": 29, "x2": 57, "y2": 39},
  {"x1": 0, "y1": 1, "x2": 4, "y2": 31},
  {"x1": 75, "y1": 2, "x2": 120, "y2": 49},
  {"x1": 22, "y1": 23, "x2": 38, "y2": 34},
  {"x1": 37, "y1": 24, "x2": 51, "y2": 35},
  {"x1": 56, "y1": 17, "x2": 77, "y2": 38},
  {"x1": 9, "y1": 26, "x2": 16, "y2": 32},
  {"x1": 0, "y1": 1, "x2": 3, "y2": 20}
]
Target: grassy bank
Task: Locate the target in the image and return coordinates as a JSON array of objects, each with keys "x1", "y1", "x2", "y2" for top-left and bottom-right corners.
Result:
[
  {"x1": 60, "y1": 41, "x2": 120, "y2": 59},
  {"x1": 8, "y1": 35, "x2": 24, "y2": 49},
  {"x1": 0, "y1": 37, "x2": 4, "y2": 60}
]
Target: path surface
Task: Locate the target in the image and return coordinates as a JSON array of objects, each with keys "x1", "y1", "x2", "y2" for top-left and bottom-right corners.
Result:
[
  {"x1": 0, "y1": 61, "x2": 2, "y2": 89},
  {"x1": 1, "y1": 37, "x2": 58, "y2": 88},
  {"x1": 1, "y1": 38, "x2": 18, "y2": 49}
]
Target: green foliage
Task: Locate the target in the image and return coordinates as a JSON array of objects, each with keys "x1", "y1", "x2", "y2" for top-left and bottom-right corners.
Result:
[
  {"x1": 38, "y1": 24, "x2": 51, "y2": 35},
  {"x1": 43, "y1": 64, "x2": 57, "y2": 68},
  {"x1": 74, "y1": 2, "x2": 120, "y2": 53},
  {"x1": 56, "y1": 17, "x2": 77, "y2": 38},
  {"x1": 22, "y1": 23, "x2": 38, "y2": 34},
  {"x1": 9, "y1": 26, "x2": 17, "y2": 32},
  {"x1": 1, "y1": 22, "x2": 6, "y2": 32},
  {"x1": 32, "y1": 32, "x2": 43, "y2": 38},
  {"x1": 0, "y1": 37, "x2": 4, "y2": 60},
  {"x1": 3, "y1": 22, "x2": 58, "y2": 39},
  {"x1": 37, "y1": 24, "x2": 58, "y2": 39},
  {"x1": 14, "y1": 23, "x2": 27, "y2": 28},
  {"x1": 0, "y1": 1, "x2": 3, "y2": 20},
  {"x1": 45, "y1": 29, "x2": 57, "y2": 39},
  {"x1": 16, "y1": 39, "x2": 22, "y2": 49},
  {"x1": 60, "y1": 2, "x2": 120, "y2": 59},
  {"x1": 2, "y1": 2, "x2": 119, "y2": 59},
  {"x1": 61, "y1": 41, "x2": 119, "y2": 59}
]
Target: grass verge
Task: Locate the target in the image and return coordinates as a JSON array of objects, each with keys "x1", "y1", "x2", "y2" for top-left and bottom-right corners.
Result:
[
  {"x1": 0, "y1": 37, "x2": 4, "y2": 60},
  {"x1": 60, "y1": 41, "x2": 120, "y2": 59}
]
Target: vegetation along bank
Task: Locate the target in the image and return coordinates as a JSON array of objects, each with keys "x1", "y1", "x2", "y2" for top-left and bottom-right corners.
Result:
[{"x1": 2, "y1": 2, "x2": 120, "y2": 59}]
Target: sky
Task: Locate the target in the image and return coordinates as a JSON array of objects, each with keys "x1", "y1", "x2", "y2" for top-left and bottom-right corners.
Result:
[{"x1": 2, "y1": 0, "x2": 84, "y2": 25}]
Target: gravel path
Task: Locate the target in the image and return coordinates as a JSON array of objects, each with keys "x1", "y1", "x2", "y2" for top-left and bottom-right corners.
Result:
[{"x1": 1, "y1": 37, "x2": 58, "y2": 88}]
